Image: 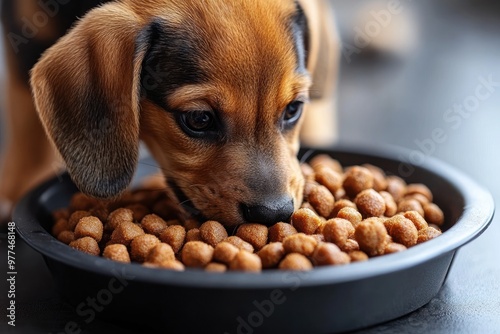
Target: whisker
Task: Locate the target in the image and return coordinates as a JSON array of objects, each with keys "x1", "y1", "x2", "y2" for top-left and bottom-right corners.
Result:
[{"x1": 300, "y1": 148, "x2": 316, "y2": 164}]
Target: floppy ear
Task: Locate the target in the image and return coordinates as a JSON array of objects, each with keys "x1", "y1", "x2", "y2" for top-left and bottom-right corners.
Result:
[{"x1": 31, "y1": 3, "x2": 151, "y2": 198}]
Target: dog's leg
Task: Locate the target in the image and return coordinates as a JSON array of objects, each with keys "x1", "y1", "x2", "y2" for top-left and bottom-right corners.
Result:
[
  {"x1": 0, "y1": 5, "x2": 62, "y2": 224},
  {"x1": 300, "y1": 0, "x2": 340, "y2": 147}
]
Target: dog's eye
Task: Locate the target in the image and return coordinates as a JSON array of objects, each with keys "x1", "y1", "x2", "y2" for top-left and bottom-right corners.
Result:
[
  {"x1": 282, "y1": 101, "x2": 304, "y2": 129},
  {"x1": 177, "y1": 110, "x2": 218, "y2": 138}
]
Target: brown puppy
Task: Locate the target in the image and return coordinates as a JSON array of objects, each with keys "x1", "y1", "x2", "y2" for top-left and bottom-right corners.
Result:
[{"x1": 1, "y1": 0, "x2": 339, "y2": 226}]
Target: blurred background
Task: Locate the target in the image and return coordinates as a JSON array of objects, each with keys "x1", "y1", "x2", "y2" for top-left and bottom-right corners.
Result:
[{"x1": 0, "y1": 0, "x2": 499, "y2": 332}]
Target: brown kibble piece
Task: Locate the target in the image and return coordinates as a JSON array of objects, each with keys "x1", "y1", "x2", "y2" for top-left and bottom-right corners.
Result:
[
  {"x1": 336, "y1": 207, "x2": 362, "y2": 226},
  {"x1": 268, "y1": 223, "x2": 298, "y2": 243},
  {"x1": 236, "y1": 224, "x2": 268, "y2": 251},
  {"x1": 386, "y1": 176, "x2": 407, "y2": 202},
  {"x1": 103, "y1": 244, "x2": 131, "y2": 263},
  {"x1": 146, "y1": 243, "x2": 175, "y2": 265},
  {"x1": 343, "y1": 166, "x2": 374, "y2": 198},
  {"x1": 156, "y1": 260, "x2": 185, "y2": 271},
  {"x1": 384, "y1": 243, "x2": 407, "y2": 254},
  {"x1": 406, "y1": 183, "x2": 433, "y2": 202},
  {"x1": 126, "y1": 203, "x2": 150, "y2": 222},
  {"x1": 224, "y1": 236, "x2": 255, "y2": 253},
  {"x1": 257, "y1": 242, "x2": 285, "y2": 269},
  {"x1": 183, "y1": 218, "x2": 201, "y2": 231},
  {"x1": 52, "y1": 219, "x2": 70, "y2": 237},
  {"x1": 68, "y1": 211, "x2": 91, "y2": 230},
  {"x1": 200, "y1": 221, "x2": 229, "y2": 247},
  {"x1": 342, "y1": 238, "x2": 360, "y2": 252},
  {"x1": 74, "y1": 216, "x2": 103, "y2": 242},
  {"x1": 301, "y1": 163, "x2": 315, "y2": 182},
  {"x1": 229, "y1": 250, "x2": 262, "y2": 272},
  {"x1": 355, "y1": 218, "x2": 388, "y2": 257},
  {"x1": 423, "y1": 203, "x2": 445, "y2": 226},
  {"x1": 315, "y1": 166, "x2": 343, "y2": 194},
  {"x1": 205, "y1": 263, "x2": 227, "y2": 273},
  {"x1": 397, "y1": 199, "x2": 424, "y2": 217},
  {"x1": 380, "y1": 191, "x2": 397, "y2": 217},
  {"x1": 403, "y1": 211, "x2": 428, "y2": 231},
  {"x1": 309, "y1": 155, "x2": 343, "y2": 173},
  {"x1": 349, "y1": 251, "x2": 369, "y2": 262},
  {"x1": 186, "y1": 228, "x2": 203, "y2": 242},
  {"x1": 386, "y1": 216, "x2": 418, "y2": 248},
  {"x1": 70, "y1": 237, "x2": 100, "y2": 256},
  {"x1": 110, "y1": 221, "x2": 144, "y2": 246},
  {"x1": 312, "y1": 242, "x2": 350, "y2": 266},
  {"x1": 130, "y1": 234, "x2": 160, "y2": 263},
  {"x1": 308, "y1": 184, "x2": 335, "y2": 217},
  {"x1": 213, "y1": 241, "x2": 240, "y2": 264},
  {"x1": 322, "y1": 218, "x2": 355, "y2": 248},
  {"x1": 330, "y1": 199, "x2": 357, "y2": 218},
  {"x1": 181, "y1": 241, "x2": 214, "y2": 268},
  {"x1": 282, "y1": 233, "x2": 318, "y2": 257},
  {"x1": 278, "y1": 253, "x2": 313, "y2": 271},
  {"x1": 354, "y1": 189, "x2": 386, "y2": 218},
  {"x1": 141, "y1": 214, "x2": 169, "y2": 236},
  {"x1": 362, "y1": 164, "x2": 388, "y2": 192},
  {"x1": 52, "y1": 208, "x2": 70, "y2": 221},
  {"x1": 57, "y1": 230, "x2": 75, "y2": 244},
  {"x1": 107, "y1": 208, "x2": 134, "y2": 231},
  {"x1": 160, "y1": 225, "x2": 186, "y2": 253},
  {"x1": 417, "y1": 227, "x2": 442, "y2": 244},
  {"x1": 291, "y1": 208, "x2": 322, "y2": 235}
]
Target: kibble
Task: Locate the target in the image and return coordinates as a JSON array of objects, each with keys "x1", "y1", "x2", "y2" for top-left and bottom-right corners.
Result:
[
  {"x1": 343, "y1": 166, "x2": 374, "y2": 198},
  {"x1": 355, "y1": 218, "x2": 388, "y2": 257},
  {"x1": 257, "y1": 242, "x2": 285, "y2": 268},
  {"x1": 322, "y1": 218, "x2": 355, "y2": 248},
  {"x1": 236, "y1": 223, "x2": 268, "y2": 251},
  {"x1": 336, "y1": 207, "x2": 362, "y2": 226},
  {"x1": 312, "y1": 242, "x2": 350, "y2": 266},
  {"x1": 200, "y1": 220, "x2": 228, "y2": 247},
  {"x1": 74, "y1": 216, "x2": 103, "y2": 242},
  {"x1": 110, "y1": 221, "x2": 144, "y2": 246},
  {"x1": 213, "y1": 241, "x2": 240, "y2": 264},
  {"x1": 229, "y1": 250, "x2": 262, "y2": 272},
  {"x1": 354, "y1": 189, "x2": 386, "y2": 218},
  {"x1": 224, "y1": 236, "x2": 255, "y2": 253},
  {"x1": 70, "y1": 237, "x2": 100, "y2": 256},
  {"x1": 146, "y1": 243, "x2": 175, "y2": 265},
  {"x1": 268, "y1": 222, "x2": 298, "y2": 243},
  {"x1": 53, "y1": 156, "x2": 446, "y2": 272},
  {"x1": 160, "y1": 225, "x2": 186, "y2": 253},
  {"x1": 130, "y1": 234, "x2": 160, "y2": 263},
  {"x1": 423, "y1": 203, "x2": 444, "y2": 226},
  {"x1": 182, "y1": 241, "x2": 214, "y2": 268},
  {"x1": 103, "y1": 244, "x2": 130, "y2": 263},
  {"x1": 291, "y1": 208, "x2": 322, "y2": 235},
  {"x1": 283, "y1": 233, "x2": 318, "y2": 257},
  {"x1": 278, "y1": 253, "x2": 313, "y2": 271},
  {"x1": 141, "y1": 214, "x2": 169, "y2": 236},
  {"x1": 307, "y1": 184, "x2": 335, "y2": 217}
]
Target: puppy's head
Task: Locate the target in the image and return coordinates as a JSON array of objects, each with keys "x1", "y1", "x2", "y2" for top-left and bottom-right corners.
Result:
[{"x1": 31, "y1": 0, "x2": 312, "y2": 227}]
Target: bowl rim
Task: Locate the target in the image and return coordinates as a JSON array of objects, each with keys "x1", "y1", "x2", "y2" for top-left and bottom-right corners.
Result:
[{"x1": 14, "y1": 144, "x2": 495, "y2": 289}]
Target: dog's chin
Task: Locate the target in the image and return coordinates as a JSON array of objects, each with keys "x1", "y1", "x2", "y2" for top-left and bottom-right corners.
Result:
[{"x1": 167, "y1": 179, "x2": 301, "y2": 228}]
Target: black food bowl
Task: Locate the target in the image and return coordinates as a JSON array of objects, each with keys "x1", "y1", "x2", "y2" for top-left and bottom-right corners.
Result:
[{"x1": 14, "y1": 146, "x2": 494, "y2": 333}]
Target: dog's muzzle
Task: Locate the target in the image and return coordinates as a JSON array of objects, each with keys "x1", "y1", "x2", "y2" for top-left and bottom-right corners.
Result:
[{"x1": 240, "y1": 195, "x2": 294, "y2": 226}]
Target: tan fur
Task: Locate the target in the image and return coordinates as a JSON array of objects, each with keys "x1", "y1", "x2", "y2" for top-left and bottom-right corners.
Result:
[{"x1": 1, "y1": 0, "x2": 339, "y2": 226}]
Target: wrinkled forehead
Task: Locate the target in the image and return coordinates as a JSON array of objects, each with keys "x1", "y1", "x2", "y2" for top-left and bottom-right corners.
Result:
[{"x1": 140, "y1": 0, "x2": 309, "y2": 106}]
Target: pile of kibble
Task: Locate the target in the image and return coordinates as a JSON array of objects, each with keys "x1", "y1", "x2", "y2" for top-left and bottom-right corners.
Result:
[{"x1": 51, "y1": 154, "x2": 444, "y2": 272}]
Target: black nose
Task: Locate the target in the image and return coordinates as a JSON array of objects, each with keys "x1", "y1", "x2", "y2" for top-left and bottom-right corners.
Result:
[{"x1": 241, "y1": 196, "x2": 294, "y2": 226}]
